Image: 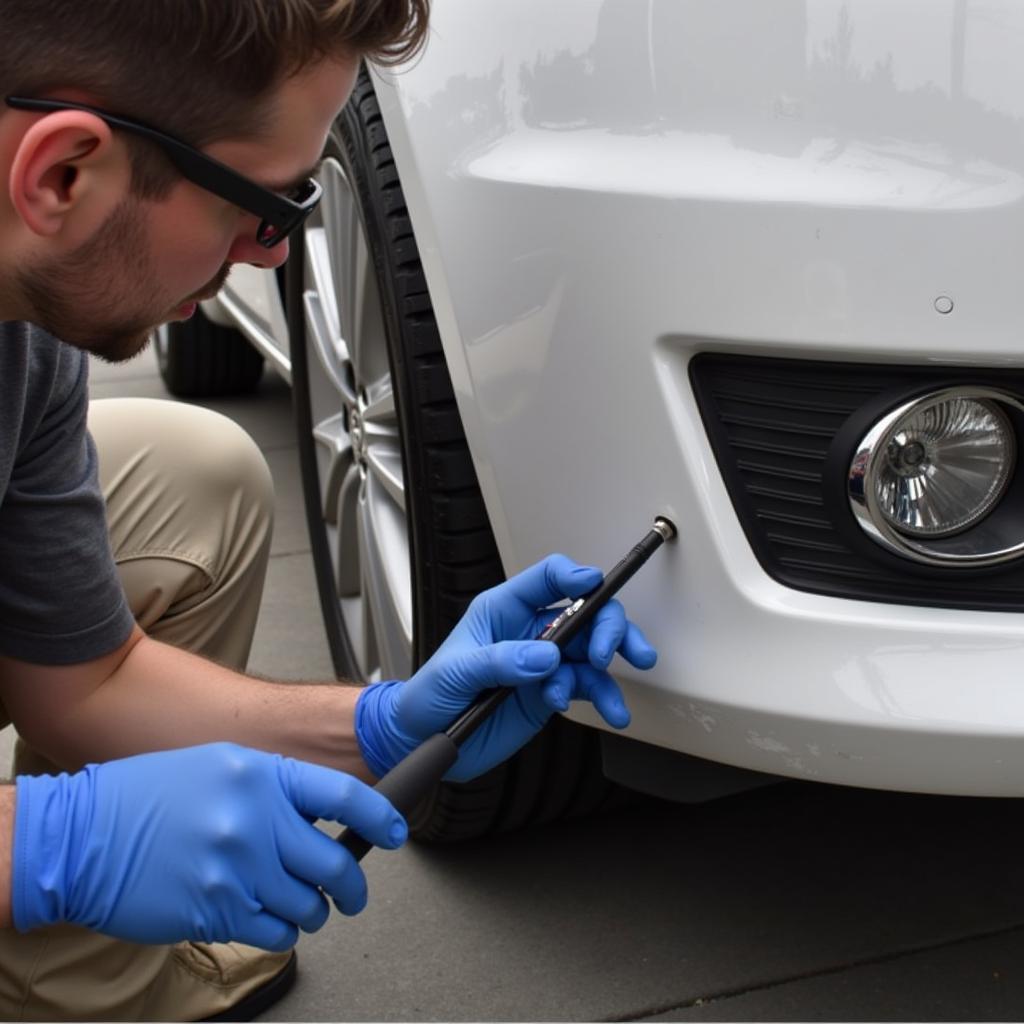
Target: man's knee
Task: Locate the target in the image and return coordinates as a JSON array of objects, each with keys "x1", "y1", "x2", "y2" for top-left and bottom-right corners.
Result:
[
  {"x1": 88, "y1": 397, "x2": 274, "y2": 666},
  {"x1": 88, "y1": 395, "x2": 274, "y2": 528}
]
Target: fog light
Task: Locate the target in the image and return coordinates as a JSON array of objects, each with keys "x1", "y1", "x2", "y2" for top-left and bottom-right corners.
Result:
[
  {"x1": 848, "y1": 387, "x2": 1023, "y2": 566},
  {"x1": 876, "y1": 396, "x2": 1013, "y2": 537}
]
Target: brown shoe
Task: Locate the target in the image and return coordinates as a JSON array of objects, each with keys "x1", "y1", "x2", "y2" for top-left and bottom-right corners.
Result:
[{"x1": 139, "y1": 941, "x2": 297, "y2": 1022}]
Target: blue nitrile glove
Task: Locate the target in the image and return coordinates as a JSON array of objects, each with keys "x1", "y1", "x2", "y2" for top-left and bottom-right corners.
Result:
[
  {"x1": 355, "y1": 553, "x2": 658, "y2": 783},
  {"x1": 12, "y1": 742, "x2": 407, "y2": 951}
]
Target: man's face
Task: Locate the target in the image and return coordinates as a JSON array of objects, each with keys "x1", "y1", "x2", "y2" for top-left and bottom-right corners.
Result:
[{"x1": 15, "y1": 56, "x2": 359, "y2": 363}]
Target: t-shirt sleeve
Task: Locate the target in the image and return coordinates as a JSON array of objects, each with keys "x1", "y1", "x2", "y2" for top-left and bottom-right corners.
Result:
[{"x1": 0, "y1": 335, "x2": 134, "y2": 664}]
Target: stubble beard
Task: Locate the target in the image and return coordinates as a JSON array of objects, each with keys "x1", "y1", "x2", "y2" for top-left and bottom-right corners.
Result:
[{"x1": 18, "y1": 198, "x2": 165, "y2": 364}]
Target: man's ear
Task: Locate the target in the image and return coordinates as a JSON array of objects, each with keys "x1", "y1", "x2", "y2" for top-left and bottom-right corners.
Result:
[{"x1": 8, "y1": 110, "x2": 129, "y2": 239}]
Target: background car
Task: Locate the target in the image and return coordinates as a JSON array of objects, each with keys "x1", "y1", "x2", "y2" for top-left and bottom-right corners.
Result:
[{"x1": 157, "y1": 0, "x2": 1024, "y2": 840}]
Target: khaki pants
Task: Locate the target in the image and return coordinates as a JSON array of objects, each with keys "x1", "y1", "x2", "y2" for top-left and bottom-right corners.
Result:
[{"x1": 0, "y1": 397, "x2": 276, "y2": 1020}]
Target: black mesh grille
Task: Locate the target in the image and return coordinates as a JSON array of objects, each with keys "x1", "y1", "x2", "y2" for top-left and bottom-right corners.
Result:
[{"x1": 689, "y1": 353, "x2": 1024, "y2": 611}]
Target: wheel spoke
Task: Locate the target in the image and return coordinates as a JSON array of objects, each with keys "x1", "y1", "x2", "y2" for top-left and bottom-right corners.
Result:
[
  {"x1": 311, "y1": 411, "x2": 353, "y2": 523},
  {"x1": 334, "y1": 458, "x2": 362, "y2": 598},
  {"x1": 362, "y1": 378, "x2": 397, "y2": 424},
  {"x1": 347, "y1": 219, "x2": 367, "y2": 370},
  {"x1": 350, "y1": 228, "x2": 391, "y2": 388},
  {"x1": 322, "y1": 159, "x2": 378, "y2": 390},
  {"x1": 357, "y1": 473, "x2": 413, "y2": 681},
  {"x1": 362, "y1": 379, "x2": 404, "y2": 513},
  {"x1": 365, "y1": 436, "x2": 405, "y2": 514},
  {"x1": 322, "y1": 158, "x2": 358, "y2": 329},
  {"x1": 340, "y1": 591, "x2": 376, "y2": 681},
  {"x1": 304, "y1": 229, "x2": 356, "y2": 405}
]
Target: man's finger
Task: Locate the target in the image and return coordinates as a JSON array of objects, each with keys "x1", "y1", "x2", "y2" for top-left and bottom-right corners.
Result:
[
  {"x1": 451, "y1": 640, "x2": 560, "y2": 691},
  {"x1": 496, "y1": 554, "x2": 602, "y2": 610},
  {"x1": 256, "y1": 864, "x2": 330, "y2": 934},
  {"x1": 233, "y1": 911, "x2": 300, "y2": 953},
  {"x1": 619, "y1": 621, "x2": 658, "y2": 669},
  {"x1": 276, "y1": 758, "x2": 406, "y2": 850},
  {"x1": 575, "y1": 664, "x2": 631, "y2": 729},
  {"x1": 275, "y1": 815, "x2": 374, "y2": 916},
  {"x1": 540, "y1": 664, "x2": 577, "y2": 711},
  {"x1": 586, "y1": 599, "x2": 627, "y2": 669}
]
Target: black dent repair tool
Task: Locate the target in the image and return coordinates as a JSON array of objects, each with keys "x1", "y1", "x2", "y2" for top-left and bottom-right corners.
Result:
[{"x1": 338, "y1": 516, "x2": 678, "y2": 860}]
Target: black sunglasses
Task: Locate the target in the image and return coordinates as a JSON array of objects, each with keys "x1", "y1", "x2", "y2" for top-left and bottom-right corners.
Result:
[{"x1": 5, "y1": 96, "x2": 322, "y2": 248}]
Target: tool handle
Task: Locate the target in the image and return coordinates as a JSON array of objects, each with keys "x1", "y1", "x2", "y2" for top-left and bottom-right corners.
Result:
[{"x1": 337, "y1": 731, "x2": 459, "y2": 861}]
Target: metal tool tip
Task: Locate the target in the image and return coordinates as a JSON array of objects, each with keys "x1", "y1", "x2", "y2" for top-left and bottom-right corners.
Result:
[{"x1": 653, "y1": 516, "x2": 677, "y2": 541}]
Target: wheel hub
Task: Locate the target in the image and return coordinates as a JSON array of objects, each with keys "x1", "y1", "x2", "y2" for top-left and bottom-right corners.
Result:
[{"x1": 348, "y1": 403, "x2": 367, "y2": 466}]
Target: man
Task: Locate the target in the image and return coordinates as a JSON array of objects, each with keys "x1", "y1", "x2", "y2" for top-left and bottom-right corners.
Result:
[{"x1": 0, "y1": 0, "x2": 658, "y2": 1020}]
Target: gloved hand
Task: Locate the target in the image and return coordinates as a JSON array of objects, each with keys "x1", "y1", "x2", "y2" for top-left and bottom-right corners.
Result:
[
  {"x1": 356, "y1": 553, "x2": 657, "y2": 783},
  {"x1": 12, "y1": 742, "x2": 406, "y2": 951}
]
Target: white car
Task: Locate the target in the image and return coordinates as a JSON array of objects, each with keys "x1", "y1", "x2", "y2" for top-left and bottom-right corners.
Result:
[{"x1": 158, "y1": 0, "x2": 1024, "y2": 839}]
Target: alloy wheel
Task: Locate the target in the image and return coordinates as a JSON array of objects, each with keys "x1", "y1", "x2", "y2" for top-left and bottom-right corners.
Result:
[{"x1": 300, "y1": 156, "x2": 413, "y2": 683}]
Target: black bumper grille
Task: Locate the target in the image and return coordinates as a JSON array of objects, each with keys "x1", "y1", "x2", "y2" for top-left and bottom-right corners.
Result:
[{"x1": 689, "y1": 353, "x2": 1024, "y2": 611}]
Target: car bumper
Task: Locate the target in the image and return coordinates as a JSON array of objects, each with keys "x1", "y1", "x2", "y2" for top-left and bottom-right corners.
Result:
[{"x1": 375, "y1": 0, "x2": 1024, "y2": 795}]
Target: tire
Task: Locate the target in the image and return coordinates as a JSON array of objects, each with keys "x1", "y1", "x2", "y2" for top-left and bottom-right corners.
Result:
[
  {"x1": 156, "y1": 311, "x2": 264, "y2": 398},
  {"x1": 287, "y1": 67, "x2": 624, "y2": 843}
]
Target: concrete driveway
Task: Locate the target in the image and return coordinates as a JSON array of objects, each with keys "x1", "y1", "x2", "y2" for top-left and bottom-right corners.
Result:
[{"x1": 77, "y1": 346, "x2": 1024, "y2": 1022}]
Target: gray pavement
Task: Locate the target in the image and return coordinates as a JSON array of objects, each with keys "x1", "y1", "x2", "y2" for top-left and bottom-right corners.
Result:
[{"x1": 68, "y1": 346, "x2": 1024, "y2": 1021}]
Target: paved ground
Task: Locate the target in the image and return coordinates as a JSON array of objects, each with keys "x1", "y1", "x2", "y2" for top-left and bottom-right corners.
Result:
[{"x1": 20, "y1": 344, "x2": 1020, "y2": 1020}]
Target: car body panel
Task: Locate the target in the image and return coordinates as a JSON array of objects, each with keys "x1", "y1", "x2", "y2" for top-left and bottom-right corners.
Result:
[{"x1": 220, "y1": 0, "x2": 1024, "y2": 794}]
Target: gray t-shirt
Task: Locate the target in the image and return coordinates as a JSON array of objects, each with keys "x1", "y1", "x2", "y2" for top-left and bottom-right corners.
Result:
[{"x1": 0, "y1": 321, "x2": 134, "y2": 664}]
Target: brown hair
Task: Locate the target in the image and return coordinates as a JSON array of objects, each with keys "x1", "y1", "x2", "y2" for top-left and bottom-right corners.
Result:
[{"x1": 0, "y1": 0, "x2": 429, "y2": 196}]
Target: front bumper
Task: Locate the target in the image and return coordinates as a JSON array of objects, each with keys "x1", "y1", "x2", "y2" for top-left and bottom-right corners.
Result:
[{"x1": 374, "y1": 0, "x2": 1024, "y2": 796}]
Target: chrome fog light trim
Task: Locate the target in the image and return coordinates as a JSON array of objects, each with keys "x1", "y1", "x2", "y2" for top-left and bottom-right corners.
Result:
[{"x1": 848, "y1": 387, "x2": 1024, "y2": 567}]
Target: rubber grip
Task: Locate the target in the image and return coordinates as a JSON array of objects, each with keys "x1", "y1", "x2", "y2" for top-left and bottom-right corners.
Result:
[{"x1": 337, "y1": 731, "x2": 460, "y2": 861}]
